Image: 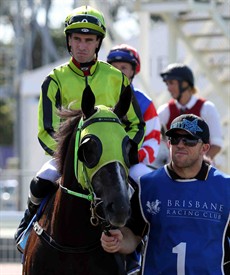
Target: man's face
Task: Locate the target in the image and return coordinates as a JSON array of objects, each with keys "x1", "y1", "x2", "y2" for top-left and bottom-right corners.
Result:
[
  {"x1": 68, "y1": 33, "x2": 100, "y2": 63},
  {"x1": 110, "y1": 61, "x2": 134, "y2": 82},
  {"x1": 169, "y1": 130, "x2": 208, "y2": 169}
]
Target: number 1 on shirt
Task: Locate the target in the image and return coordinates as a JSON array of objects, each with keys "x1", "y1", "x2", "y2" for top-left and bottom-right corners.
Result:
[{"x1": 172, "y1": 242, "x2": 186, "y2": 275}]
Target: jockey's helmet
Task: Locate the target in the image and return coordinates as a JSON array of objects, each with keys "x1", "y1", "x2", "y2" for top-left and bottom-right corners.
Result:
[
  {"x1": 160, "y1": 63, "x2": 194, "y2": 88},
  {"x1": 64, "y1": 6, "x2": 106, "y2": 54},
  {"x1": 107, "y1": 44, "x2": 141, "y2": 75}
]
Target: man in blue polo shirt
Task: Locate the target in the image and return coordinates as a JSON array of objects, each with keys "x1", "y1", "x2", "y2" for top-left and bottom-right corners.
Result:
[{"x1": 101, "y1": 114, "x2": 230, "y2": 275}]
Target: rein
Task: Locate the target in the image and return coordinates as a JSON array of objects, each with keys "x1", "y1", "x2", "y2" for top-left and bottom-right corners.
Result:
[
  {"x1": 33, "y1": 185, "x2": 106, "y2": 253},
  {"x1": 59, "y1": 183, "x2": 105, "y2": 227},
  {"x1": 59, "y1": 184, "x2": 93, "y2": 201},
  {"x1": 33, "y1": 186, "x2": 106, "y2": 253},
  {"x1": 33, "y1": 221, "x2": 100, "y2": 254}
]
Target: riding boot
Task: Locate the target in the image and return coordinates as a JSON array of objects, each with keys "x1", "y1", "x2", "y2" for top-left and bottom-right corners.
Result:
[
  {"x1": 14, "y1": 197, "x2": 40, "y2": 244},
  {"x1": 14, "y1": 176, "x2": 59, "y2": 244}
]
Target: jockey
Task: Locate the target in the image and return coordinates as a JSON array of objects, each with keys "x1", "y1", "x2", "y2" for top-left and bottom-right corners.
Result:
[
  {"x1": 15, "y1": 6, "x2": 145, "y2": 245},
  {"x1": 158, "y1": 63, "x2": 223, "y2": 163},
  {"x1": 107, "y1": 44, "x2": 161, "y2": 180}
]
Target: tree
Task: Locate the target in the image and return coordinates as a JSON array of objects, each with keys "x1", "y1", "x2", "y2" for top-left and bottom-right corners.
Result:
[{"x1": 0, "y1": 98, "x2": 14, "y2": 145}]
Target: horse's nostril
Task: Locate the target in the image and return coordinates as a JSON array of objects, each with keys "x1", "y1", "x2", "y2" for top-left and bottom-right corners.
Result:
[
  {"x1": 106, "y1": 202, "x2": 130, "y2": 217},
  {"x1": 107, "y1": 202, "x2": 115, "y2": 213}
]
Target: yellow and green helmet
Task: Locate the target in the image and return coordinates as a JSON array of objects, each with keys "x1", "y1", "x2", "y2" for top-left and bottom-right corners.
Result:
[{"x1": 64, "y1": 5, "x2": 106, "y2": 38}]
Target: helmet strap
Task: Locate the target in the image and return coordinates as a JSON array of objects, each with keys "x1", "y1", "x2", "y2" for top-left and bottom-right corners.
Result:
[
  {"x1": 129, "y1": 73, "x2": 135, "y2": 83},
  {"x1": 130, "y1": 65, "x2": 136, "y2": 81},
  {"x1": 95, "y1": 37, "x2": 103, "y2": 57},
  {"x1": 177, "y1": 81, "x2": 190, "y2": 102},
  {"x1": 66, "y1": 35, "x2": 71, "y2": 55}
]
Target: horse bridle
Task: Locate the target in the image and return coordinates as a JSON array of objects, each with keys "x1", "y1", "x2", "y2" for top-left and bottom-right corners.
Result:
[
  {"x1": 58, "y1": 114, "x2": 125, "y2": 226},
  {"x1": 59, "y1": 111, "x2": 130, "y2": 227},
  {"x1": 59, "y1": 183, "x2": 106, "y2": 227}
]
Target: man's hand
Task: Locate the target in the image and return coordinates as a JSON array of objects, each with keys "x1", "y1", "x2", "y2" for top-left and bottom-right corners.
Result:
[
  {"x1": 101, "y1": 229, "x2": 123, "y2": 253},
  {"x1": 101, "y1": 227, "x2": 142, "y2": 254}
]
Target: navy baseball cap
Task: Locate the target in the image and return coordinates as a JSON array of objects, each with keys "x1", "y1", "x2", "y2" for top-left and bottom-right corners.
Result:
[{"x1": 166, "y1": 114, "x2": 210, "y2": 144}]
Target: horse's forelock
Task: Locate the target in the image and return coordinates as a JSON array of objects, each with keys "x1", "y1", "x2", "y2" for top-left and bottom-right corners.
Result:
[{"x1": 54, "y1": 108, "x2": 82, "y2": 175}]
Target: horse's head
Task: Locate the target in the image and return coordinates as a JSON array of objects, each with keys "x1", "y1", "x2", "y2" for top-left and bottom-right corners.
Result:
[
  {"x1": 56, "y1": 85, "x2": 137, "y2": 228},
  {"x1": 76, "y1": 85, "x2": 136, "y2": 227}
]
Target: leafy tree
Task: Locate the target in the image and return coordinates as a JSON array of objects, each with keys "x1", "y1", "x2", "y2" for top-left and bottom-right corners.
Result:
[{"x1": 0, "y1": 98, "x2": 14, "y2": 145}]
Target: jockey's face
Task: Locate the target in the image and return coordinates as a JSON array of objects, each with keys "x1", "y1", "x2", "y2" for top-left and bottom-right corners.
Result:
[
  {"x1": 165, "y1": 79, "x2": 191, "y2": 103},
  {"x1": 68, "y1": 33, "x2": 100, "y2": 63},
  {"x1": 165, "y1": 79, "x2": 180, "y2": 99},
  {"x1": 110, "y1": 61, "x2": 134, "y2": 82}
]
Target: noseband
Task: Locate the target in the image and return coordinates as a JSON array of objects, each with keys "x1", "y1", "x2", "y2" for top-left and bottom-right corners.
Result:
[{"x1": 60, "y1": 184, "x2": 104, "y2": 227}]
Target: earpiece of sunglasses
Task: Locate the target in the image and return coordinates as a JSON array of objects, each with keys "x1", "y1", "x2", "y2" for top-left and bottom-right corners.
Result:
[{"x1": 169, "y1": 135, "x2": 202, "y2": 147}]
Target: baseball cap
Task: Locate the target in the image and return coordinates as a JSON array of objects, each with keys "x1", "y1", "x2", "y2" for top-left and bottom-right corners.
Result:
[{"x1": 165, "y1": 114, "x2": 210, "y2": 143}]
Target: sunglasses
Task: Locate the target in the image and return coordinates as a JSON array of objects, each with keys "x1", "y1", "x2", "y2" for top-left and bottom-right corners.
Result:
[{"x1": 169, "y1": 135, "x2": 202, "y2": 147}]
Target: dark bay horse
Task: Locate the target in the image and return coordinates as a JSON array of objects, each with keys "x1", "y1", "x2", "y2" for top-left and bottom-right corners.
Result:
[{"x1": 23, "y1": 85, "x2": 136, "y2": 275}]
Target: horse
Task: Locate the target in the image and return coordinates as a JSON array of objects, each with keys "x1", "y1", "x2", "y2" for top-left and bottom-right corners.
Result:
[{"x1": 23, "y1": 85, "x2": 137, "y2": 275}]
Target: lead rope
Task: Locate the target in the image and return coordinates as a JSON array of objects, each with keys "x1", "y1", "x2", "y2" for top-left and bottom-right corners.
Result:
[{"x1": 103, "y1": 223, "x2": 126, "y2": 275}]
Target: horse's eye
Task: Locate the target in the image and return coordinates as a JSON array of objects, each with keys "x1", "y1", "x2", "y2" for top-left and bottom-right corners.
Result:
[
  {"x1": 122, "y1": 136, "x2": 139, "y2": 168},
  {"x1": 78, "y1": 135, "x2": 102, "y2": 168}
]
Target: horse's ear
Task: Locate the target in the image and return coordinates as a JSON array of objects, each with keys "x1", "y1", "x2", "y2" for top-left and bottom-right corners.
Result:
[
  {"x1": 113, "y1": 85, "x2": 132, "y2": 119},
  {"x1": 81, "y1": 85, "x2": 96, "y2": 119}
]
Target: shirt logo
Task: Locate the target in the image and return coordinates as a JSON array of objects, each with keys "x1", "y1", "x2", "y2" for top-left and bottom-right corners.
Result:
[{"x1": 146, "y1": 199, "x2": 161, "y2": 215}]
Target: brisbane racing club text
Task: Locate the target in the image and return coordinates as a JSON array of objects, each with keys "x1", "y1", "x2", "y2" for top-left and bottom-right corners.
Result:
[{"x1": 166, "y1": 199, "x2": 224, "y2": 221}]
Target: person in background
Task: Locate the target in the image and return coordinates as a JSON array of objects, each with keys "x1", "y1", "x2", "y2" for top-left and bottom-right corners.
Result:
[
  {"x1": 158, "y1": 63, "x2": 223, "y2": 164},
  {"x1": 101, "y1": 114, "x2": 230, "y2": 275},
  {"x1": 14, "y1": 6, "x2": 145, "y2": 245},
  {"x1": 107, "y1": 44, "x2": 161, "y2": 180}
]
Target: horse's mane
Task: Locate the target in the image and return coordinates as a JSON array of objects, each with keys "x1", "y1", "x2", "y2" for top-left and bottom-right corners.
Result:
[{"x1": 54, "y1": 108, "x2": 82, "y2": 175}]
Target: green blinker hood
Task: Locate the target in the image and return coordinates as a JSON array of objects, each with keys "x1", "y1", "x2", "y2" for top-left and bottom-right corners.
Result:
[{"x1": 74, "y1": 105, "x2": 129, "y2": 189}]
